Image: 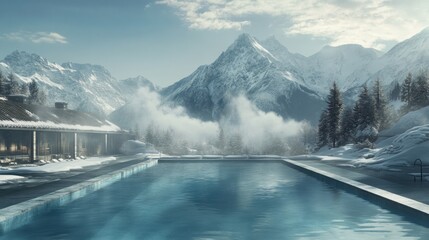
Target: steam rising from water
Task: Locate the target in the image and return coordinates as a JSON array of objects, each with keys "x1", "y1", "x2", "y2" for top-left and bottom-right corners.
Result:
[
  {"x1": 132, "y1": 88, "x2": 219, "y2": 143},
  {"x1": 131, "y1": 88, "x2": 310, "y2": 154},
  {"x1": 221, "y1": 96, "x2": 307, "y2": 152}
]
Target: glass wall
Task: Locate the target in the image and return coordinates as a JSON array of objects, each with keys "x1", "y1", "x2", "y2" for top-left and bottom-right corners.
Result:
[{"x1": 0, "y1": 130, "x2": 32, "y2": 164}]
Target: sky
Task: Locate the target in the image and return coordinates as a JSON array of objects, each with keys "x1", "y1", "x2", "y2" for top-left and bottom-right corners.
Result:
[{"x1": 1, "y1": 0, "x2": 429, "y2": 87}]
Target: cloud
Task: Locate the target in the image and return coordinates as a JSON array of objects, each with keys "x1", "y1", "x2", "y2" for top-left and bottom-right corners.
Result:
[
  {"x1": 157, "y1": 0, "x2": 428, "y2": 50},
  {"x1": 1, "y1": 31, "x2": 68, "y2": 44}
]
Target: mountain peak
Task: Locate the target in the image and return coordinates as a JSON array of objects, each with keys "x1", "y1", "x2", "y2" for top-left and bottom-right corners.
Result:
[
  {"x1": 230, "y1": 33, "x2": 256, "y2": 48},
  {"x1": 4, "y1": 50, "x2": 47, "y2": 66},
  {"x1": 314, "y1": 44, "x2": 382, "y2": 58},
  {"x1": 224, "y1": 33, "x2": 278, "y2": 63}
]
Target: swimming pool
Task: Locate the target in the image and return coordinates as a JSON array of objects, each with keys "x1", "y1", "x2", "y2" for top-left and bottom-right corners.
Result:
[{"x1": 1, "y1": 161, "x2": 428, "y2": 239}]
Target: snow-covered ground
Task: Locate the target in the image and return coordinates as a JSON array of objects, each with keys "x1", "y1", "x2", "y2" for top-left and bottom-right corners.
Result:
[
  {"x1": 380, "y1": 106, "x2": 429, "y2": 137},
  {"x1": 0, "y1": 156, "x2": 117, "y2": 174},
  {"x1": 308, "y1": 126, "x2": 429, "y2": 170},
  {"x1": 354, "y1": 124, "x2": 429, "y2": 169},
  {"x1": 0, "y1": 175, "x2": 27, "y2": 184},
  {"x1": 0, "y1": 152, "x2": 164, "y2": 188}
]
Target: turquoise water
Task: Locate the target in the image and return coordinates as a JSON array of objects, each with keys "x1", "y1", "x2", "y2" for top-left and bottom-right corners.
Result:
[{"x1": 1, "y1": 161, "x2": 428, "y2": 239}]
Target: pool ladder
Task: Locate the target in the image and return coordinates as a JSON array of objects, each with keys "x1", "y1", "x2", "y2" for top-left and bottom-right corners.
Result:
[{"x1": 414, "y1": 158, "x2": 423, "y2": 182}]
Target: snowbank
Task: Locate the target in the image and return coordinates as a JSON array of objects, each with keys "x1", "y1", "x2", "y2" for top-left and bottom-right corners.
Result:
[
  {"x1": 0, "y1": 156, "x2": 117, "y2": 173},
  {"x1": 380, "y1": 106, "x2": 429, "y2": 137},
  {"x1": 0, "y1": 175, "x2": 26, "y2": 184},
  {"x1": 314, "y1": 144, "x2": 376, "y2": 161},
  {"x1": 354, "y1": 124, "x2": 429, "y2": 168}
]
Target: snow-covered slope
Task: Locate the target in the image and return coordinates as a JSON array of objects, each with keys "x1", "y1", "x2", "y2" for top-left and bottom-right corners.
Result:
[
  {"x1": 352, "y1": 125, "x2": 429, "y2": 168},
  {"x1": 160, "y1": 28, "x2": 429, "y2": 123},
  {"x1": 161, "y1": 34, "x2": 325, "y2": 122},
  {"x1": 343, "y1": 27, "x2": 429, "y2": 96},
  {"x1": 306, "y1": 44, "x2": 381, "y2": 93},
  {"x1": 380, "y1": 106, "x2": 429, "y2": 137},
  {"x1": 0, "y1": 51, "x2": 154, "y2": 116}
]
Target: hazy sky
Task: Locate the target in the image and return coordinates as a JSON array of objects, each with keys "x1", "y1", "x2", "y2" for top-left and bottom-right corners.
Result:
[{"x1": 1, "y1": 0, "x2": 428, "y2": 87}]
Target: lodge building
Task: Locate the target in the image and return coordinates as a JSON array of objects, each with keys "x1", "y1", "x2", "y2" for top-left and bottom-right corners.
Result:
[{"x1": 0, "y1": 96, "x2": 131, "y2": 165}]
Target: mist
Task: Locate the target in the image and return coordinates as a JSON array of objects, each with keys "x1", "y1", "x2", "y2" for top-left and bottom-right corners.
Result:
[
  {"x1": 129, "y1": 88, "x2": 219, "y2": 144},
  {"x1": 220, "y1": 95, "x2": 310, "y2": 154},
  {"x1": 129, "y1": 88, "x2": 315, "y2": 155}
]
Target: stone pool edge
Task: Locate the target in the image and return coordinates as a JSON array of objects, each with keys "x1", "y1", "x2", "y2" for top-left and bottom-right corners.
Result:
[
  {"x1": 0, "y1": 158, "x2": 158, "y2": 234},
  {"x1": 284, "y1": 159, "x2": 429, "y2": 218}
]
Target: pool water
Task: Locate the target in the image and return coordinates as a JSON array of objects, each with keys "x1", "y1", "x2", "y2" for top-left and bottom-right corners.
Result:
[{"x1": 1, "y1": 162, "x2": 428, "y2": 239}]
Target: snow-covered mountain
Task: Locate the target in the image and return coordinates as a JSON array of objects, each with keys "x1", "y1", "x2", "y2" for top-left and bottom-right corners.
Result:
[
  {"x1": 160, "y1": 34, "x2": 325, "y2": 122},
  {"x1": 368, "y1": 27, "x2": 429, "y2": 87},
  {"x1": 118, "y1": 75, "x2": 158, "y2": 96},
  {"x1": 339, "y1": 27, "x2": 429, "y2": 97},
  {"x1": 0, "y1": 51, "x2": 154, "y2": 116},
  {"x1": 5, "y1": 27, "x2": 429, "y2": 126},
  {"x1": 158, "y1": 28, "x2": 429, "y2": 124},
  {"x1": 305, "y1": 44, "x2": 382, "y2": 93}
]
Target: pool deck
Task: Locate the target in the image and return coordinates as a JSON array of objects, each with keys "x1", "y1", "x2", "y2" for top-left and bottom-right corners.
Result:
[{"x1": 0, "y1": 156, "x2": 150, "y2": 209}]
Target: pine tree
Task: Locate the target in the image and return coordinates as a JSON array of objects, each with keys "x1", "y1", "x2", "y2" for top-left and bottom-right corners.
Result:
[
  {"x1": 144, "y1": 124, "x2": 156, "y2": 145},
  {"x1": 400, "y1": 73, "x2": 412, "y2": 106},
  {"x1": 339, "y1": 107, "x2": 355, "y2": 145},
  {"x1": 356, "y1": 85, "x2": 376, "y2": 127},
  {"x1": 354, "y1": 85, "x2": 378, "y2": 142},
  {"x1": 19, "y1": 83, "x2": 29, "y2": 96},
  {"x1": 160, "y1": 129, "x2": 174, "y2": 154},
  {"x1": 3, "y1": 75, "x2": 11, "y2": 96},
  {"x1": 227, "y1": 133, "x2": 243, "y2": 154},
  {"x1": 28, "y1": 80, "x2": 39, "y2": 104},
  {"x1": 0, "y1": 72, "x2": 5, "y2": 96},
  {"x1": 317, "y1": 110, "x2": 329, "y2": 148},
  {"x1": 372, "y1": 79, "x2": 390, "y2": 130},
  {"x1": 410, "y1": 73, "x2": 429, "y2": 108},
  {"x1": 390, "y1": 82, "x2": 400, "y2": 101},
  {"x1": 38, "y1": 89, "x2": 46, "y2": 105},
  {"x1": 8, "y1": 74, "x2": 19, "y2": 95},
  {"x1": 326, "y1": 82, "x2": 343, "y2": 148},
  {"x1": 217, "y1": 127, "x2": 225, "y2": 153}
]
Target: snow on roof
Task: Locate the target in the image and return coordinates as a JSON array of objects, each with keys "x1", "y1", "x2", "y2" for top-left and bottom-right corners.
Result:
[{"x1": 0, "y1": 100, "x2": 122, "y2": 133}]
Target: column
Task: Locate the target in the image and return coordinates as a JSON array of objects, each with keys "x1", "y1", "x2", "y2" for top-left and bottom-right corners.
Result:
[
  {"x1": 104, "y1": 134, "x2": 108, "y2": 155},
  {"x1": 31, "y1": 130, "x2": 37, "y2": 162},
  {"x1": 72, "y1": 132, "x2": 77, "y2": 159}
]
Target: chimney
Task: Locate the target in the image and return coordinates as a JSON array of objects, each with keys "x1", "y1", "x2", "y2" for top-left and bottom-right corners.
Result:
[
  {"x1": 7, "y1": 94, "x2": 27, "y2": 104},
  {"x1": 55, "y1": 102, "x2": 68, "y2": 109}
]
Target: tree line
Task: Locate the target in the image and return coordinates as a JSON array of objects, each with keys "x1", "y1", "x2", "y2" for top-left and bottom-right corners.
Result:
[
  {"x1": 399, "y1": 72, "x2": 429, "y2": 112},
  {"x1": 319, "y1": 71, "x2": 429, "y2": 149},
  {"x1": 0, "y1": 72, "x2": 46, "y2": 105},
  {"x1": 133, "y1": 122, "x2": 317, "y2": 156},
  {"x1": 318, "y1": 79, "x2": 391, "y2": 148}
]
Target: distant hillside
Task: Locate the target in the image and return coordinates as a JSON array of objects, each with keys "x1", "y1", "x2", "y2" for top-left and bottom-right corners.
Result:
[{"x1": 0, "y1": 51, "x2": 155, "y2": 116}]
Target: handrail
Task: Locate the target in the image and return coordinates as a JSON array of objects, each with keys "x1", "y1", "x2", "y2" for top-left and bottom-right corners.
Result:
[{"x1": 414, "y1": 158, "x2": 423, "y2": 182}]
